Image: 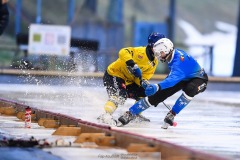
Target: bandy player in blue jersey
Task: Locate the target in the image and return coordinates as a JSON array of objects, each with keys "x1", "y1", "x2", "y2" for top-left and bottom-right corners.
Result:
[{"x1": 118, "y1": 38, "x2": 208, "y2": 129}]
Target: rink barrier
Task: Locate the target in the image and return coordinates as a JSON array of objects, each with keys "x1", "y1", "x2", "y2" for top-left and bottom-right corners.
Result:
[
  {"x1": 52, "y1": 126, "x2": 81, "y2": 136},
  {"x1": 0, "y1": 98, "x2": 229, "y2": 160},
  {"x1": 1, "y1": 69, "x2": 240, "y2": 83}
]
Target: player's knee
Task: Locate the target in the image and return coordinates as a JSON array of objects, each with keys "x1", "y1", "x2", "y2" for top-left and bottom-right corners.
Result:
[
  {"x1": 109, "y1": 95, "x2": 126, "y2": 106},
  {"x1": 183, "y1": 82, "x2": 198, "y2": 97}
]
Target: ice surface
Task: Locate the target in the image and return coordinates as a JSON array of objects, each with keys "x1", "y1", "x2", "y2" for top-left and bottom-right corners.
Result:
[{"x1": 0, "y1": 84, "x2": 239, "y2": 159}]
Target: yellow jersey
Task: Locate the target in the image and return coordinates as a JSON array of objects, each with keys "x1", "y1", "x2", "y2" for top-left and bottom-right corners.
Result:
[{"x1": 107, "y1": 46, "x2": 158, "y2": 86}]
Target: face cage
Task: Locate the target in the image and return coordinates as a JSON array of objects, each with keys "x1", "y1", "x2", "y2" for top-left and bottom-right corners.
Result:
[
  {"x1": 160, "y1": 53, "x2": 169, "y2": 63},
  {"x1": 154, "y1": 51, "x2": 161, "y2": 61},
  {"x1": 154, "y1": 52, "x2": 167, "y2": 62},
  {"x1": 161, "y1": 50, "x2": 173, "y2": 62}
]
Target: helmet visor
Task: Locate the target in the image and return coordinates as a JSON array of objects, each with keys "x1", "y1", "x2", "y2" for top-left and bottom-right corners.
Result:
[{"x1": 153, "y1": 49, "x2": 168, "y2": 62}]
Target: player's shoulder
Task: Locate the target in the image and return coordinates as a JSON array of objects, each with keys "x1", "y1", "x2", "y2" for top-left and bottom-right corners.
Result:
[
  {"x1": 133, "y1": 46, "x2": 147, "y2": 54},
  {"x1": 174, "y1": 49, "x2": 190, "y2": 60},
  {"x1": 134, "y1": 46, "x2": 146, "y2": 50},
  {"x1": 175, "y1": 49, "x2": 187, "y2": 55}
]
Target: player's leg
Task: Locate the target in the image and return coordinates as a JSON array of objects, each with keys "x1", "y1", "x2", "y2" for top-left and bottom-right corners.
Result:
[
  {"x1": 103, "y1": 71, "x2": 127, "y2": 114},
  {"x1": 126, "y1": 83, "x2": 150, "y2": 122},
  {"x1": 98, "y1": 71, "x2": 127, "y2": 124},
  {"x1": 118, "y1": 97, "x2": 152, "y2": 125},
  {"x1": 162, "y1": 91, "x2": 193, "y2": 129},
  {"x1": 147, "y1": 82, "x2": 186, "y2": 128},
  {"x1": 118, "y1": 82, "x2": 185, "y2": 126},
  {"x1": 163, "y1": 78, "x2": 208, "y2": 128},
  {"x1": 172, "y1": 78, "x2": 208, "y2": 114}
]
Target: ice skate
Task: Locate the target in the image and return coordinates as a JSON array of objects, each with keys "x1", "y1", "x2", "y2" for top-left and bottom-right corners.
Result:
[
  {"x1": 135, "y1": 113, "x2": 150, "y2": 122},
  {"x1": 117, "y1": 111, "x2": 136, "y2": 126},
  {"x1": 161, "y1": 110, "x2": 177, "y2": 129},
  {"x1": 97, "y1": 113, "x2": 117, "y2": 126}
]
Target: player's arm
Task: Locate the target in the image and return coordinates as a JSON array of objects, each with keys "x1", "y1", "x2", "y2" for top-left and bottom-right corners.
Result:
[
  {"x1": 137, "y1": 65, "x2": 157, "y2": 87},
  {"x1": 159, "y1": 70, "x2": 184, "y2": 89},
  {"x1": 0, "y1": 0, "x2": 9, "y2": 35},
  {"x1": 145, "y1": 66, "x2": 185, "y2": 96},
  {"x1": 133, "y1": 56, "x2": 158, "y2": 87},
  {"x1": 119, "y1": 48, "x2": 142, "y2": 78}
]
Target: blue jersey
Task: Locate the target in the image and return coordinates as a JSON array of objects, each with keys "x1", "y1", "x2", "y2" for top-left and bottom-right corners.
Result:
[{"x1": 159, "y1": 49, "x2": 205, "y2": 90}]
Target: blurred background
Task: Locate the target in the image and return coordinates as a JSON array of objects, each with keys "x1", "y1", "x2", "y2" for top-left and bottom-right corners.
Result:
[{"x1": 0, "y1": 0, "x2": 239, "y2": 76}]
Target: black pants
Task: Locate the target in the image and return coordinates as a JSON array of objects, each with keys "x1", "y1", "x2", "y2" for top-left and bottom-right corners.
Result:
[
  {"x1": 148, "y1": 73, "x2": 208, "y2": 107},
  {"x1": 103, "y1": 71, "x2": 146, "y2": 101}
]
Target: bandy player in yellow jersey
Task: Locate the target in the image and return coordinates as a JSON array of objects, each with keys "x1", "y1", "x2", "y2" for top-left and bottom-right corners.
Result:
[{"x1": 98, "y1": 32, "x2": 165, "y2": 125}]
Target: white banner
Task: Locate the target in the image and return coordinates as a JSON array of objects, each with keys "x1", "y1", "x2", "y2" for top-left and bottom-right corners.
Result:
[{"x1": 28, "y1": 24, "x2": 71, "y2": 56}]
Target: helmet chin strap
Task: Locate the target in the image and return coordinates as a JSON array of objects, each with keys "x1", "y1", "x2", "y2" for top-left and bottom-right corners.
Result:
[{"x1": 160, "y1": 51, "x2": 173, "y2": 63}]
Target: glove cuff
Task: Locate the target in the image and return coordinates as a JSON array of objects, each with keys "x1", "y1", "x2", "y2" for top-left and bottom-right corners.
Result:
[
  {"x1": 126, "y1": 59, "x2": 135, "y2": 67},
  {"x1": 132, "y1": 64, "x2": 139, "y2": 69},
  {"x1": 141, "y1": 80, "x2": 149, "y2": 89},
  {"x1": 155, "y1": 84, "x2": 160, "y2": 91}
]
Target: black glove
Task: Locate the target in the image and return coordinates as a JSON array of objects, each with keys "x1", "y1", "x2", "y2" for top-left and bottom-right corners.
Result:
[{"x1": 126, "y1": 60, "x2": 142, "y2": 78}]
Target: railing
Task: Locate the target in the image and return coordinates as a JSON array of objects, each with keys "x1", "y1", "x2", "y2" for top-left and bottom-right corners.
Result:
[{"x1": 0, "y1": 42, "x2": 214, "y2": 75}]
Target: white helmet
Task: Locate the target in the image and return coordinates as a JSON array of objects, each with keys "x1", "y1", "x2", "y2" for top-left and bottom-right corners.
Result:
[{"x1": 153, "y1": 38, "x2": 174, "y2": 62}]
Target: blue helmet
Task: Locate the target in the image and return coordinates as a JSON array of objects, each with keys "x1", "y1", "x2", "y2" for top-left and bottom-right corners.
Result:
[{"x1": 148, "y1": 32, "x2": 166, "y2": 48}]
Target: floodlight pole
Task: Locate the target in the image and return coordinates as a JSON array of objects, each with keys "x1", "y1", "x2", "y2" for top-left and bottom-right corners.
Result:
[
  {"x1": 168, "y1": 0, "x2": 176, "y2": 43},
  {"x1": 233, "y1": 1, "x2": 240, "y2": 76},
  {"x1": 15, "y1": 0, "x2": 22, "y2": 34},
  {"x1": 36, "y1": 0, "x2": 42, "y2": 24},
  {"x1": 67, "y1": 0, "x2": 75, "y2": 25}
]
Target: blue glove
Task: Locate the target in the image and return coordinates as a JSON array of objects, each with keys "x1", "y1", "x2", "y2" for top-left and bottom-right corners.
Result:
[
  {"x1": 141, "y1": 79, "x2": 150, "y2": 89},
  {"x1": 127, "y1": 64, "x2": 142, "y2": 78},
  {"x1": 145, "y1": 84, "x2": 159, "y2": 96}
]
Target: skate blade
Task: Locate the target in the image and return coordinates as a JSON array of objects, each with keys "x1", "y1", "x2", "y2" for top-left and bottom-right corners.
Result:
[
  {"x1": 109, "y1": 119, "x2": 118, "y2": 126},
  {"x1": 161, "y1": 122, "x2": 169, "y2": 129},
  {"x1": 97, "y1": 117, "x2": 117, "y2": 126},
  {"x1": 106, "y1": 118, "x2": 117, "y2": 126},
  {"x1": 135, "y1": 117, "x2": 150, "y2": 123},
  {"x1": 116, "y1": 123, "x2": 124, "y2": 127},
  {"x1": 114, "y1": 120, "x2": 127, "y2": 127},
  {"x1": 161, "y1": 122, "x2": 177, "y2": 129}
]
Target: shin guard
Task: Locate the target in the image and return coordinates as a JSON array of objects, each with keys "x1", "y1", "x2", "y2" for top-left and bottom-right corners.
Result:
[
  {"x1": 172, "y1": 92, "x2": 192, "y2": 114},
  {"x1": 129, "y1": 97, "x2": 152, "y2": 116},
  {"x1": 104, "y1": 101, "x2": 117, "y2": 114}
]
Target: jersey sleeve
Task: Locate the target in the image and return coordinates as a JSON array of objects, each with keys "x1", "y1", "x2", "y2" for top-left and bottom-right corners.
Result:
[
  {"x1": 159, "y1": 65, "x2": 185, "y2": 90},
  {"x1": 135, "y1": 60, "x2": 158, "y2": 86}
]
